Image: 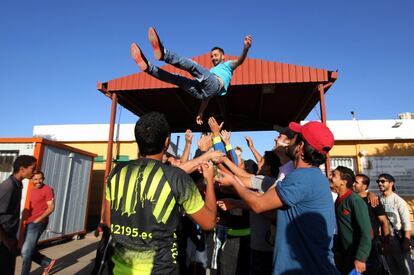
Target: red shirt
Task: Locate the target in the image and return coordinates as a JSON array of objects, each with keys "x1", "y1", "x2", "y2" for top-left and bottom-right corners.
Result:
[{"x1": 27, "y1": 184, "x2": 54, "y2": 223}]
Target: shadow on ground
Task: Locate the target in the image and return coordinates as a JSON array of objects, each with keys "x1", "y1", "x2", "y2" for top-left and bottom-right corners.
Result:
[{"x1": 29, "y1": 241, "x2": 98, "y2": 275}]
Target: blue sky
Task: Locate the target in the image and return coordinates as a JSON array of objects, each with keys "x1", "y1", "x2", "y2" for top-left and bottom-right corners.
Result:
[{"x1": 1, "y1": 0, "x2": 413, "y2": 160}]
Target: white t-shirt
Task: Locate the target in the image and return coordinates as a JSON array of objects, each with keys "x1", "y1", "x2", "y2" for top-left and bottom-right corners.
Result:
[
  {"x1": 249, "y1": 160, "x2": 295, "y2": 251},
  {"x1": 250, "y1": 161, "x2": 295, "y2": 193},
  {"x1": 380, "y1": 192, "x2": 412, "y2": 233}
]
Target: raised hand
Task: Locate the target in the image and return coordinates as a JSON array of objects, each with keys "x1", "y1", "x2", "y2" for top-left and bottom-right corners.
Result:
[
  {"x1": 244, "y1": 136, "x2": 254, "y2": 148},
  {"x1": 220, "y1": 130, "x2": 231, "y2": 145},
  {"x1": 244, "y1": 35, "x2": 252, "y2": 49},
  {"x1": 196, "y1": 115, "x2": 203, "y2": 125},
  {"x1": 185, "y1": 129, "x2": 193, "y2": 144},
  {"x1": 208, "y1": 117, "x2": 224, "y2": 136},
  {"x1": 208, "y1": 150, "x2": 225, "y2": 164},
  {"x1": 215, "y1": 169, "x2": 236, "y2": 187},
  {"x1": 201, "y1": 161, "x2": 214, "y2": 183}
]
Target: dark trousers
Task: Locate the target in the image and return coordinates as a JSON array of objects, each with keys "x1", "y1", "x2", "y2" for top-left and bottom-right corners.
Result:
[
  {"x1": 250, "y1": 249, "x2": 273, "y2": 275},
  {"x1": 0, "y1": 241, "x2": 16, "y2": 275},
  {"x1": 220, "y1": 235, "x2": 250, "y2": 275},
  {"x1": 90, "y1": 225, "x2": 113, "y2": 275},
  {"x1": 364, "y1": 239, "x2": 381, "y2": 275},
  {"x1": 207, "y1": 226, "x2": 251, "y2": 275}
]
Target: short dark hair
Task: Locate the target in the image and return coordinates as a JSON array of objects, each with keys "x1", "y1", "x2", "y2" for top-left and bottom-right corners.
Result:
[
  {"x1": 294, "y1": 134, "x2": 326, "y2": 166},
  {"x1": 378, "y1": 173, "x2": 396, "y2": 191},
  {"x1": 263, "y1": 150, "x2": 280, "y2": 178},
  {"x1": 134, "y1": 112, "x2": 170, "y2": 156},
  {"x1": 13, "y1": 155, "x2": 37, "y2": 173},
  {"x1": 335, "y1": 166, "x2": 355, "y2": 189},
  {"x1": 355, "y1": 173, "x2": 370, "y2": 188},
  {"x1": 211, "y1": 47, "x2": 224, "y2": 54},
  {"x1": 33, "y1": 170, "x2": 45, "y2": 178},
  {"x1": 243, "y1": 159, "x2": 258, "y2": 174}
]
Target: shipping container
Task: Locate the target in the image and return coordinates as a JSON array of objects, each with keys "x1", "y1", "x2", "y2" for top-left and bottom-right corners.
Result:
[{"x1": 0, "y1": 138, "x2": 95, "y2": 244}]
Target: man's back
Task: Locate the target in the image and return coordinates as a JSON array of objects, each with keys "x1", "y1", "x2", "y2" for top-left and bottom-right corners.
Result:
[
  {"x1": 0, "y1": 176, "x2": 23, "y2": 237},
  {"x1": 274, "y1": 167, "x2": 338, "y2": 274},
  {"x1": 106, "y1": 158, "x2": 205, "y2": 274}
]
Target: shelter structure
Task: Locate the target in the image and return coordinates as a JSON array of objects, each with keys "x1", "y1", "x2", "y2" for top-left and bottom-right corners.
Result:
[
  {"x1": 97, "y1": 53, "x2": 338, "y2": 223},
  {"x1": 97, "y1": 53, "x2": 338, "y2": 180}
]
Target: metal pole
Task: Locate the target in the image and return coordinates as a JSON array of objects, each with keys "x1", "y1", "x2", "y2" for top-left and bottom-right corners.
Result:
[
  {"x1": 100, "y1": 92, "x2": 117, "y2": 223},
  {"x1": 318, "y1": 84, "x2": 331, "y2": 175}
]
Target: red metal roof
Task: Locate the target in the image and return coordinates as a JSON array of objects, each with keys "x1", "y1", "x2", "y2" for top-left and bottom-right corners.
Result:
[
  {"x1": 98, "y1": 53, "x2": 337, "y2": 132},
  {"x1": 106, "y1": 53, "x2": 331, "y2": 91}
]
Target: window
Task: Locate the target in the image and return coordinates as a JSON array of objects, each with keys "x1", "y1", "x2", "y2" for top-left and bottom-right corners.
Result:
[
  {"x1": 0, "y1": 151, "x2": 19, "y2": 183},
  {"x1": 0, "y1": 151, "x2": 18, "y2": 173},
  {"x1": 330, "y1": 157, "x2": 356, "y2": 172}
]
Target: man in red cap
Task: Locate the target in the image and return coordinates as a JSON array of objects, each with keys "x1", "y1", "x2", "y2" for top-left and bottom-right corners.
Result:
[{"x1": 216, "y1": 121, "x2": 339, "y2": 274}]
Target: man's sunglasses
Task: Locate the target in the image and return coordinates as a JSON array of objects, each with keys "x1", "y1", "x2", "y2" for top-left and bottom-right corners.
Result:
[{"x1": 376, "y1": 179, "x2": 388, "y2": 184}]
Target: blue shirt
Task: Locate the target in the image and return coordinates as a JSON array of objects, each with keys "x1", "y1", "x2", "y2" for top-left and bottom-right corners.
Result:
[
  {"x1": 273, "y1": 167, "x2": 339, "y2": 275},
  {"x1": 209, "y1": 61, "x2": 234, "y2": 96}
]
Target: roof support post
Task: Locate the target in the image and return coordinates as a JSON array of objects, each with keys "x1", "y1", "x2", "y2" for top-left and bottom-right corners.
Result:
[
  {"x1": 318, "y1": 84, "x2": 331, "y2": 175},
  {"x1": 100, "y1": 92, "x2": 118, "y2": 224}
]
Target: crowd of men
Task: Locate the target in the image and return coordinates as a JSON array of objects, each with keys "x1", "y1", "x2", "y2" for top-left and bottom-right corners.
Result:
[
  {"x1": 1, "y1": 26, "x2": 413, "y2": 275},
  {"x1": 95, "y1": 112, "x2": 412, "y2": 275},
  {"x1": 0, "y1": 113, "x2": 413, "y2": 275}
]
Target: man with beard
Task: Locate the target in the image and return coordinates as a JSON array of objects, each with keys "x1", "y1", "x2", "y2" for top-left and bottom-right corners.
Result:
[
  {"x1": 216, "y1": 121, "x2": 339, "y2": 274},
  {"x1": 352, "y1": 173, "x2": 390, "y2": 275},
  {"x1": 130, "y1": 27, "x2": 252, "y2": 125},
  {"x1": 377, "y1": 173, "x2": 414, "y2": 275},
  {"x1": 20, "y1": 171, "x2": 56, "y2": 275}
]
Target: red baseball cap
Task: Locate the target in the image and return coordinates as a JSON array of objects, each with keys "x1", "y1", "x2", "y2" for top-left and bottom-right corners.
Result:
[{"x1": 288, "y1": 121, "x2": 334, "y2": 154}]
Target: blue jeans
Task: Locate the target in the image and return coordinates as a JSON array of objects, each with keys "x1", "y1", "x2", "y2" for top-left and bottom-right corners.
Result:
[
  {"x1": 147, "y1": 49, "x2": 221, "y2": 100},
  {"x1": 21, "y1": 222, "x2": 52, "y2": 275}
]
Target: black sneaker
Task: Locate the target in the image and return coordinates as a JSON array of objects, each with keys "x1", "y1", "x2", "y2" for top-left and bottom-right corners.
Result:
[
  {"x1": 148, "y1": 27, "x2": 165, "y2": 61},
  {"x1": 130, "y1": 43, "x2": 149, "y2": 72}
]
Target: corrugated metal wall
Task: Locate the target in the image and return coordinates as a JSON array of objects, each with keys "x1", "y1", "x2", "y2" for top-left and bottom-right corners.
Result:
[{"x1": 39, "y1": 144, "x2": 92, "y2": 241}]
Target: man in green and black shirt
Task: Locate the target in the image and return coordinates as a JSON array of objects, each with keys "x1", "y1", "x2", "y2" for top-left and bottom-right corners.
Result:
[
  {"x1": 331, "y1": 166, "x2": 372, "y2": 274},
  {"x1": 105, "y1": 112, "x2": 217, "y2": 274}
]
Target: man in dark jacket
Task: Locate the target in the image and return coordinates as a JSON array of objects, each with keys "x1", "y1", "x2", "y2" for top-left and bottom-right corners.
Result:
[
  {"x1": 331, "y1": 166, "x2": 372, "y2": 274},
  {"x1": 0, "y1": 155, "x2": 36, "y2": 275}
]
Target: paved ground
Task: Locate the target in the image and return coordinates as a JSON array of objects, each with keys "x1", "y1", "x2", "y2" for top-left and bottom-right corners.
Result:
[
  {"x1": 13, "y1": 231, "x2": 414, "y2": 274},
  {"x1": 15, "y1": 232, "x2": 100, "y2": 275}
]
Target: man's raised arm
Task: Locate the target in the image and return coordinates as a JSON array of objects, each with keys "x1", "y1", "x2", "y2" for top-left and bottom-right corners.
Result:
[
  {"x1": 231, "y1": 35, "x2": 252, "y2": 69},
  {"x1": 188, "y1": 162, "x2": 217, "y2": 230}
]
